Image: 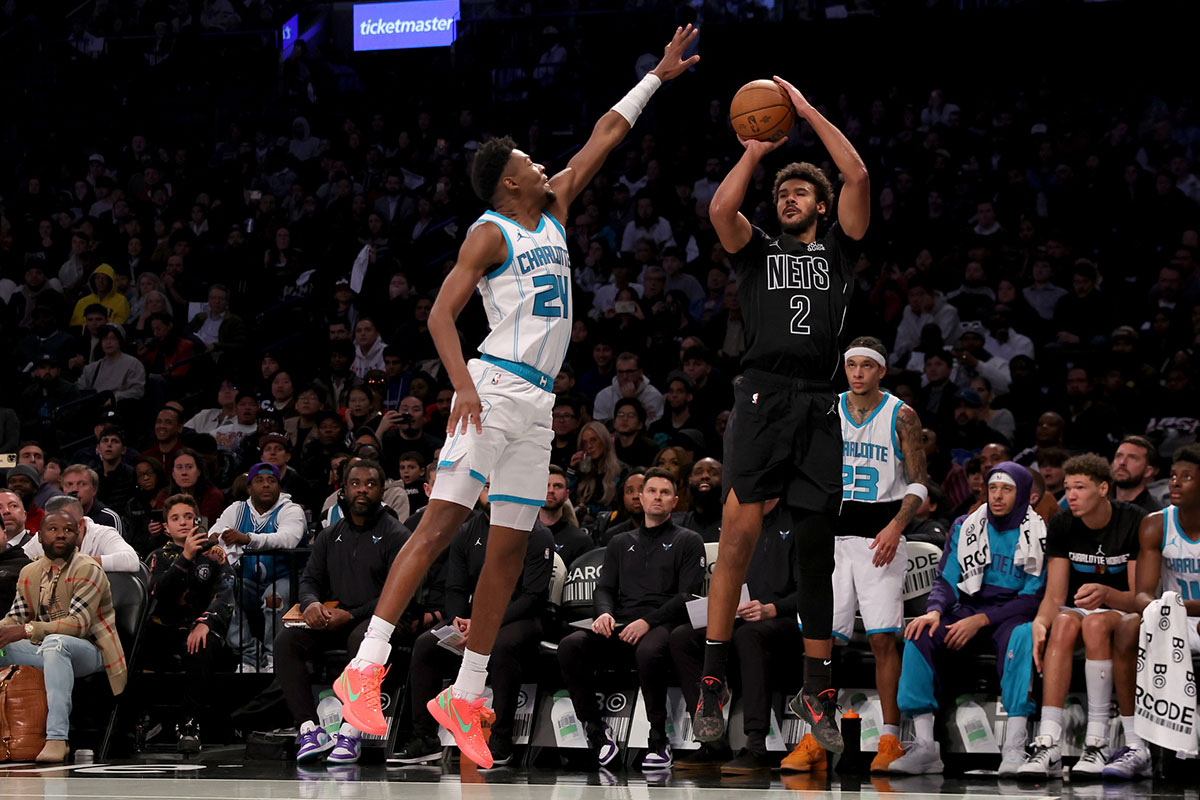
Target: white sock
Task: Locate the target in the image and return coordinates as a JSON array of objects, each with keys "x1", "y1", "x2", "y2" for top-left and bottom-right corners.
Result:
[
  {"x1": 1121, "y1": 715, "x2": 1144, "y2": 750},
  {"x1": 1085, "y1": 659, "x2": 1114, "y2": 741},
  {"x1": 1004, "y1": 716, "x2": 1028, "y2": 751},
  {"x1": 452, "y1": 648, "x2": 490, "y2": 700},
  {"x1": 349, "y1": 616, "x2": 395, "y2": 668},
  {"x1": 1038, "y1": 706, "x2": 1063, "y2": 743},
  {"x1": 882, "y1": 723, "x2": 900, "y2": 739},
  {"x1": 338, "y1": 722, "x2": 361, "y2": 738},
  {"x1": 913, "y1": 713, "x2": 935, "y2": 746}
]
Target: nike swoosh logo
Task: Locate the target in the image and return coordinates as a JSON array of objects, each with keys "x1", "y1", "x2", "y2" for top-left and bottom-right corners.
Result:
[
  {"x1": 340, "y1": 675, "x2": 362, "y2": 703},
  {"x1": 805, "y1": 697, "x2": 823, "y2": 724},
  {"x1": 443, "y1": 690, "x2": 473, "y2": 733}
]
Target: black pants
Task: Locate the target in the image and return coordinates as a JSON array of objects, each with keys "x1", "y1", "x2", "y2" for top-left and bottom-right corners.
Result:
[
  {"x1": 407, "y1": 618, "x2": 542, "y2": 739},
  {"x1": 274, "y1": 618, "x2": 410, "y2": 725},
  {"x1": 670, "y1": 618, "x2": 802, "y2": 740},
  {"x1": 558, "y1": 625, "x2": 674, "y2": 732},
  {"x1": 139, "y1": 622, "x2": 218, "y2": 721}
]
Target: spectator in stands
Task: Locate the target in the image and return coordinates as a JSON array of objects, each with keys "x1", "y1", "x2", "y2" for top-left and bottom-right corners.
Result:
[
  {"x1": 550, "y1": 397, "x2": 583, "y2": 471},
  {"x1": 1061, "y1": 365, "x2": 1122, "y2": 456},
  {"x1": 69, "y1": 264, "x2": 130, "y2": 328},
  {"x1": 189, "y1": 284, "x2": 246, "y2": 355},
  {"x1": 397, "y1": 451, "x2": 428, "y2": 514},
  {"x1": 673, "y1": 498, "x2": 800, "y2": 772},
  {"x1": 1052, "y1": 260, "x2": 1110, "y2": 348},
  {"x1": 891, "y1": 275, "x2": 961, "y2": 368},
  {"x1": 951, "y1": 321, "x2": 1011, "y2": 395},
  {"x1": 541, "y1": 466, "x2": 592, "y2": 566},
  {"x1": 20, "y1": 354, "x2": 80, "y2": 440},
  {"x1": 167, "y1": 448, "x2": 225, "y2": 523},
  {"x1": 209, "y1": 461, "x2": 306, "y2": 673},
  {"x1": 1023, "y1": 257, "x2": 1067, "y2": 322},
  {"x1": 916, "y1": 350, "x2": 959, "y2": 433},
  {"x1": 61, "y1": 464, "x2": 123, "y2": 533},
  {"x1": 285, "y1": 385, "x2": 325, "y2": 452},
  {"x1": 557, "y1": 468, "x2": 705, "y2": 770},
  {"x1": 6, "y1": 464, "x2": 45, "y2": 534},
  {"x1": 277, "y1": 460, "x2": 410, "y2": 764},
  {"x1": 0, "y1": 490, "x2": 33, "y2": 612},
  {"x1": 263, "y1": 370, "x2": 297, "y2": 419},
  {"x1": 184, "y1": 378, "x2": 238, "y2": 435},
  {"x1": 256, "y1": 432, "x2": 312, "y2": 510},
  {"x1": 139, "y1": 312, "x2": 200, "y2": 383},
  {"x1": 395, "y1": 486, "x2": 553, "y2": 767},
  {"x1": 890, "y1": 462, "x2": 1044, "y2": 776},
  {"x1": 75, "y1": 325, "x2": 146, "y2": 406},
  {"x1": 143, "y1": 406, "x2": 185, "y2": 467},
  {"x1": 351, "y1": 317, "x2": 387, "y2": 379},
  {"x1": 593, "y1": 353, "x2": 664, "y2": 424},
  {"x1": 593, "y1": 263, "x2": 643, "y2": 317},
  {"x1": 945, "y1": 260, "x2": 996, "y2": 322},
  {"x1": 570, "y1": 422, "x2": 628, "y2": 524},
  {"x1": 124, "y1": 456, "x2": 168, "y2": 557},
  {"x1": 25, "y1": 494, "x2": 138, "y2": 572},
  {"x1": 676, "y1": 457, "x2": 722, "y2": 542},
  {"x1": 611, "y1": 398, "x2": 660, "y2": 469},
  {"x1": 903, "y1": 484, "x2": 949, "y2": 547},
  {"x1": 649, "y1": 374, "x2": 695, "y2": 446},
  {"x1": 92, "y1": 426, "x2": 135, "y2": 509},
  {"x1": 143, "y1": 493, "x2": 236, "y2": 752},
  {"x1": 1019, "y1": 455, "x2": 1145, "y2": 779},
  {"x1": 1110, "y1": 435, "x2": 1163, "y2": 512},
  {"x1": 680, "y1": 345, "x2": 731, "y2": 428},
  {"x1": 971, "y1": 377, "x2": 1015, "y2": 443},
  {"x1": 212, "y1": 392, "x2": 259, "y2": 454},
  {"x1": 380, "y1": 395, "x2": 441, "y2": 473},
  {"x1": 621, "y1": 194, "x2": 675, "y2": 254},
  {"x1": 595, "y1": 471, "x2": 646, "y2": 543},
  {"x1": 945, "y1": 389, "x2": 1000, "y2": 453},
  {"x1": 0, "y1": 506, "x2": 126, "y2": 763}
]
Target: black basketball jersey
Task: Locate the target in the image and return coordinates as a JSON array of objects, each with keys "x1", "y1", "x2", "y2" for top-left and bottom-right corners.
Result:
[{"x1": 731, "y1": 222, "x2": 856, "y2": 379}]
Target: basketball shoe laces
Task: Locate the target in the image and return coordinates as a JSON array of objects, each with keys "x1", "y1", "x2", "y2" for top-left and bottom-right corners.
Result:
[{"x1": 359, "y1": 664, "x2": 391, "y2": 712}]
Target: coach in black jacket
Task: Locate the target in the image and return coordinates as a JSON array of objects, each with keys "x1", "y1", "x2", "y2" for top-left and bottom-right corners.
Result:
[
  {"x1": 557, "y1": 467, "x2": 705, "y2": 768},
  {"x1": 395, "y1": 486, "x2": 554, "y2": 766},
  {"x1": 274, "y1": 460, "x2": 411, "y2": 732}
]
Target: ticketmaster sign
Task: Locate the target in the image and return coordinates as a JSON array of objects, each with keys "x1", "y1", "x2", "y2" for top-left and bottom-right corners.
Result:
[{"x1": 352, "y1": 0, "x2": 460, "y2": 51}]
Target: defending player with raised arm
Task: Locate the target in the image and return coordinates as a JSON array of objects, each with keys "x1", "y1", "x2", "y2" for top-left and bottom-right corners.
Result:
[
  {"x1": 1105, "y1": 444, "x2": 1200, "y2": 780},
  {"x1": 694, "y1": 76, "x2": 869, "y2": 753},
  {"x1": 333, "y1": 26, "x2": 699, "y2": 770}
]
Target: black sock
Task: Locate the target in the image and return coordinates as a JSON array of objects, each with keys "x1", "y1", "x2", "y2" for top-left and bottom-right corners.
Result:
[
  {"x1": 745, "y1": 731, "x2": 767, "y2": 755},
  {"x1": 702, "y1": 639, "x2": 729, "y2": 682},
  {"x1": 804, "y1": 655, "x2": 832, "y2": 694}
]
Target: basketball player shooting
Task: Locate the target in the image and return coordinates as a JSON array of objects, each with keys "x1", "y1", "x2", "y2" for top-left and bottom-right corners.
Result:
[
  {"x1": 693, "y1": 77, "x2": 869, "y2": 752},
  {"x1": 334, "y1": 26, "x2": 700, "y2": 768}
]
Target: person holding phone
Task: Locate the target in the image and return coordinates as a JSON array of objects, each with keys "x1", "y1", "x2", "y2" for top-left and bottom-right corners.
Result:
[{"x1": 142, "y1": 493, "x2": 236, "y2": 752}]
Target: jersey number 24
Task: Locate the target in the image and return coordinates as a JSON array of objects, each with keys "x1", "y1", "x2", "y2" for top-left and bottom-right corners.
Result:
[{"x1": 532, "y1": 275, "x2": 570, "y2": 318}]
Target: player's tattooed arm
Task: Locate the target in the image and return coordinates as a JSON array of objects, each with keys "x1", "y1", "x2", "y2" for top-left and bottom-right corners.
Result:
[{"x1": 893, "y1": 403, "x2": 927, "y2": 529}]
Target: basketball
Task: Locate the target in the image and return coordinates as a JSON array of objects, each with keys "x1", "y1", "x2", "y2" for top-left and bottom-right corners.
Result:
[{"x1": 729, "y1": 79, "x2": 795, "y2": 141}]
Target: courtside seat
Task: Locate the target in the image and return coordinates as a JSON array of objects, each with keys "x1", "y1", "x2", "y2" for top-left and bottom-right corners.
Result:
[
  {"x1": 539, "y1": 553, "x2": 568, "y2": 654},
  {"x1": 702, "y1": 542, "x2": 719, "y2": 595}
]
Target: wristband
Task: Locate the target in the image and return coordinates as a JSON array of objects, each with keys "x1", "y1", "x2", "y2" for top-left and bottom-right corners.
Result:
[
  {"x1": 611, "y1": 73, "x2": 663, "y2": 127},
  {"x1": 904, "y1": 483, "x2": 929, "y2": 503}
]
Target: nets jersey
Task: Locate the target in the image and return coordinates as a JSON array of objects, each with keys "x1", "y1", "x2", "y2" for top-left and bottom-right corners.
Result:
[
  {"x1": 1161, "y1": 505, "x2": 1200, "y2": 602},
  {"x1": 471, "y1": 210, "x2": 572, "y2": 378},
  {"x1": 839, "y1": 391, "x2": 906, "y2": 534}
]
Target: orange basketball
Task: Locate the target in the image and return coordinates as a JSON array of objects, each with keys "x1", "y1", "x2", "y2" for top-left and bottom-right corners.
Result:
[{"x1": 729, "y1": 79, "x2": 795, "y2": 142}]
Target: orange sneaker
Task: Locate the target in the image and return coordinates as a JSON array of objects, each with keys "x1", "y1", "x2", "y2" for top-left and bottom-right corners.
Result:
[
  {"x1": 780, "y1": 733, "x2": 827, "y2": 772},
  {"x1": 334, "y1": 663, "x2": 389, "y2": 736},
  {"x1": 427, "y1": 687, "x2": 496, "y2": 769},
  {"x1": 871, "y1": 734, "x2": 906, "y2": 773}
]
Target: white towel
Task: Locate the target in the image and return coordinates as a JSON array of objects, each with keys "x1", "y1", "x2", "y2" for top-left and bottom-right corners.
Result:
[
  {"x1": 1134, "y1": 591, "x2": 1199, "y2": 755},
  {"x1": 956, "y1": 504, "x2": 1046, "y2": 596}
]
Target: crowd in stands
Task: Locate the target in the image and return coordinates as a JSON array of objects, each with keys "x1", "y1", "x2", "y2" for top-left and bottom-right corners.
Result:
[{"x1": 0, "y1": 0, "x2": 1197, "y2": 775}]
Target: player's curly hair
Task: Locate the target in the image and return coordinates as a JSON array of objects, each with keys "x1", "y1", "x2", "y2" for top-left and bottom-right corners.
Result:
[
  {"x1": 471, "y1": 135, "x2": 517, "y2": 204},
  {"x1": 773, "y1": 161, "x2": 834, "y2": 215},
  {"x1": 1063, "y1": 453, "x2": 1113, "y2": 487}
]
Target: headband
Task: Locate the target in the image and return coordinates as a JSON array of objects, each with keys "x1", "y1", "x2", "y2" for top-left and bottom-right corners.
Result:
[
  {"x1": 988, "y1": 471, "x2": 1017, "y2": 488},
  {"x1": 844, "y1": 347, "x2": 886, "y2": 367}
]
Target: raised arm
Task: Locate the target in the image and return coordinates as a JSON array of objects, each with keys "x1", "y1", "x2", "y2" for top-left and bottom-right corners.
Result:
[
  {"x1": 774, "y1": 77, "x2": 870, "y2": 241},
  {"x1": 548, "y1": 25, "x2": 699, "y2": 221},
  {"x1": 709, "y1": 136, "x2": 786, "y2": 254},
  {"x1": 432, "y1": 223, "x2": 508, "y2": 437}
]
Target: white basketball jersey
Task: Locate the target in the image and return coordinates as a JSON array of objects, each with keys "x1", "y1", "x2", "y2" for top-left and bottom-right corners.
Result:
[
  {"x1": 1161, "y1": 505, "x2": 1200, "y2": 602},
  {"x1": 470, "y1": 210, "x2": 572, "y2": 378},
  {"x1": 839, "y1": 391, "x2": 906, "y2": 504}
]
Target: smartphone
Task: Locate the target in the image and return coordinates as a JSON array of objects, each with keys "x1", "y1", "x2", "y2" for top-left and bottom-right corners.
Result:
[
  {"x1": 615, "y1": 301, "x2": 638, "y2": 314},
  {"x1": 150, "y1": 510, "x2": 164, "y2": 524},
  {"x1": 0, "y1": 454, "x2": 15, "y2": 468}
]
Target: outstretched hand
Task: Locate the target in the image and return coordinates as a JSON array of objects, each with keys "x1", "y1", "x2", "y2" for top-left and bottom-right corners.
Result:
[
  {"x1": 737, "y1": 134, "x2": 787, "y2": 158},
  {"x1": 773, "y1": 76, "x2": 813, "y2": 116},
  {"x1": 650, "y1": 24, "x2": 700, "y2": 82}
]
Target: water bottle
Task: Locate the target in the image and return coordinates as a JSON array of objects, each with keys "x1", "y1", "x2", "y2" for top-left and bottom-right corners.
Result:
[
  {"x1": 318, "y1": 689, "x2": 343, "y2": 735},
  {"x1": 835, "y1": 708, "x2": 865, "y2": 774},
  {"x1": 551, "y1": 690, "x2": 588, "y2": 748},
  {"x1": 954, "y1": 694, "x2": 998, "y2": 753}
]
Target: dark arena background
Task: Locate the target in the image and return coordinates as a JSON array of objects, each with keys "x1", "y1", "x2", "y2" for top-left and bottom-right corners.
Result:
[{"x1": 1, "y1": 1, "x2": 1199, "y2": 800}]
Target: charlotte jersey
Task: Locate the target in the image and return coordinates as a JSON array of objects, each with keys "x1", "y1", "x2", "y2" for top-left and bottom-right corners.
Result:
[
  {"x1": 470, "y1": 210, "x2": 572, "y2": 378},
  {"x1": 839, "y1": 390, "x2": 906, "y2": 535},
  {"x1": 1161, "y1": 505, "x2": 1200, "y2": 602},
  {"x1": 731, "y1": 221, "x2": 856, "y2": 379}
]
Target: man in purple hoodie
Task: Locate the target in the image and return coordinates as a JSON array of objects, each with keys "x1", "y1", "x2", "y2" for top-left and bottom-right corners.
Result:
[{"x1": 888, "y1": 462, "x2": 1045, "y2": 775}]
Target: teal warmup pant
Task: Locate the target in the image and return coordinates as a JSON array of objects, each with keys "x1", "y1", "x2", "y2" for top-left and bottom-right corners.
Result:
[{"x1": 897, "y1": 603, "x2": 1036, "y2": 717}]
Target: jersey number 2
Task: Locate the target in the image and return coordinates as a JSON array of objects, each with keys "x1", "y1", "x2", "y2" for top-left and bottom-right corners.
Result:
[
  {"x1": 532, "y1": 275, "x2": 570, "y2": 318},
  {"x1": 790, "y1": 294, "x2": 811, "y2": 335},
  {"x1": 842, "y1": 465, "x2": 879, "y2": 501}
]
